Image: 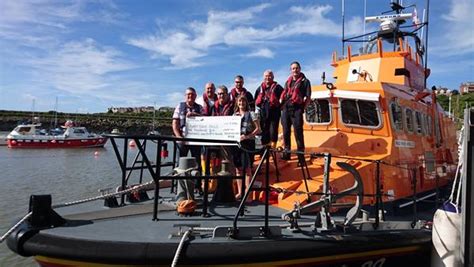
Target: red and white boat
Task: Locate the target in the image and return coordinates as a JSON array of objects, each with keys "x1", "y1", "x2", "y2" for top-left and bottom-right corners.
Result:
[{"x1": 6, "y1": 121, "x2": 108, "y2": 149}]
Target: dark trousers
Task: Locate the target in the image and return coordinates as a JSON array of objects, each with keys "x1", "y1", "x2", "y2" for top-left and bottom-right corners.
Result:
[
  {"x1": 177, "y1": 143, "x2": 202, "y2": 188},
  {"x1": 261, "y1": 108, "x2": 281, "y2": 145},
  {"x1": 281, "y1": 106, "x2": 305, "y2": 152}
]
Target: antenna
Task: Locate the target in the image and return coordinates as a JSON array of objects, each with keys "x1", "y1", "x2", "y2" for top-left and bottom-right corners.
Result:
[
  {"x1": 423, "y1": 0, "x2": 430, "y2": 90},
  {"x1": 341, "y1": 0, "x2": 345, "y2": 56},
  {"x1": 363, "y1": 0, "x2": 367, "y2": 40},
  {"x1": 420, "y1": 8, "x2": 426, "y2": 44}
]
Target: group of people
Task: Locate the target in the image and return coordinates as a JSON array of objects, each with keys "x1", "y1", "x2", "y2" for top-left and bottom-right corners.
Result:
[{"x1": 172, "y1": 61, "x2": 311, "y2": 201}]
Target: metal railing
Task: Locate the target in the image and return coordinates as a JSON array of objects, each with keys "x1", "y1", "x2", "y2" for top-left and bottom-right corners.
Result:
[
  {"x1": 105, "y1": 133, "x2": 452, "y2": 234},
  {"x1": 106, "y1": 134, "x2": 243, "y2": 220}
]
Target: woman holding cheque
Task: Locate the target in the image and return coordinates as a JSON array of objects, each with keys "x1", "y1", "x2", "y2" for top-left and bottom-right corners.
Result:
[{"x1": 233, "y1": 95, "x2": 261, "y2": 200}]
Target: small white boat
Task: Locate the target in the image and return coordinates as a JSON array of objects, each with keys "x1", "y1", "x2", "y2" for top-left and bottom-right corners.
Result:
[{"x1": 6, "y1": 121, "x2": 108, "y2": 149}]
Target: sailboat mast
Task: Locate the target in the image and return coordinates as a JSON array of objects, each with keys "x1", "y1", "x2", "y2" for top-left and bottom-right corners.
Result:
[
  {"x1": 153, "y1": 101, "x2": 156, "y2": 131},
  {"x1": 31, "y1": 99, "x2": 36, "y2": 122},
  {"x1": 54, "y1": 96, "x2": 58, "y2": 128}
]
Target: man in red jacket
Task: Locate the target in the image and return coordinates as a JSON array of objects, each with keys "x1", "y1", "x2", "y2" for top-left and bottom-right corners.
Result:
[
  {"x1": 202, "y1": 82, "x2": 217, "y2": 116},
  {"x1": 280, "y1": 62, "x2": 311, "y2": 160},
  {"x1": 254, "y1": 70, "x2": 283, "y2": 147}
]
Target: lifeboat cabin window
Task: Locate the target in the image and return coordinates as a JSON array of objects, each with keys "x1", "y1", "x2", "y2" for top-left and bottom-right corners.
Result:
[
  {"x1": 340, "y1": 99, "x2": 380, "y2": 127},
  {"x1": 389, "y1": 102, "x2": 403, "y2": 131},
  {"x1": 415, "y1": 112, "x2": 423, "y2": 135},
  {"x1": 16, "y1": 126, "x2": 31, "y2": 134},
  {"x1": 73, "y1": 129, "x2": 86, "y2": 134},
  {"x1": 425, "y1": 115, "x2": 433, "y2": 136},
  {"x1": 422, "y1": 114, "x2": 429, "y2": 135},
  {"x1": 404, "y1": 108, "x2": 414, "y2": 133},
  {"x1": 305, "y1": 99, "x2": 331, "y2": 124}
]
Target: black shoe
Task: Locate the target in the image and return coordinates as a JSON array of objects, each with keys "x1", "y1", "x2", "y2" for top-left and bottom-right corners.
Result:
[
  {"x1": 281, "y1": 153, "x2": 290, "y2": 160},
  {"x1": 297, "y1": 154, "x2": 305, "y2": 167},
  {"x1": 195, "y1": 188, "x2": 204, "y2": 196}
]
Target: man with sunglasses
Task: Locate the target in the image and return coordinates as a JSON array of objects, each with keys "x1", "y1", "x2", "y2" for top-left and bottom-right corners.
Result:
[
  {"x1": 172, "y1": 87, "x2": 203, "y2": 184},
  {"x1": 230, "y1": 75, "x2": 255, "y2": 111},
  {"x1": 212, "y1": 85, "x2": 234, "y2": 116}
]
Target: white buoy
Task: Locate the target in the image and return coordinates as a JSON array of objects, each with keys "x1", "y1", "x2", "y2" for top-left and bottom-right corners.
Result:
[
  {"x1": 94, "y1": 151, "x2": 99, "y2": 157},
  {"x1": 431, "y1": 208, "x2": 462, "y2": 267},
  {"x1": 129, "y1": 140, "x2": 136, "y2": 148}
]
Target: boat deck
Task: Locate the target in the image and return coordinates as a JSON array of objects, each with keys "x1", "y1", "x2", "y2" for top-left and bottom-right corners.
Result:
[
  {"x1": 52, "y1": 190, "x2": 313, "y2": 243},
  {"x1": 10, "y1": 188, "x2": 433, "y2": 266}
]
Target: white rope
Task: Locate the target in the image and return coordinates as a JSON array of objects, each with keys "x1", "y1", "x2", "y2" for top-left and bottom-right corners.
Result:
[
  {"x1": 455, "y1": 126, "x2": 465, "y2": 207},
  {"x1": 192, "y1": 227, "x2": 214, "y2": 232},
  {"x1": 449, "y1": 125, "x2": 464, "y2": 207},
  {"x1": 53, "y1": 180, "x2": 155, "y2": 209},
  {"x1": 171, "y1": 229, "x2": 192, "y2": 267},
  {"x1": 0, "y1": 212, "x2": 32, "y2": 243},
  {"x1": 54, "y1": 167, "x2": 196, "y2": 209},
  {"x1": 0, "y1": 167, "x2": 196, "y2": 244},
  {"x1": 0, "y1": 182, "x2": 152, "y2": 244}
]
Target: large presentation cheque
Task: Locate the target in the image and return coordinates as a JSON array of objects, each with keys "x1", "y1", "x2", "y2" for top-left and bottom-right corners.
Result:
[{"x1": 185, "y1": 116, "x2": 240, "y2": 145}]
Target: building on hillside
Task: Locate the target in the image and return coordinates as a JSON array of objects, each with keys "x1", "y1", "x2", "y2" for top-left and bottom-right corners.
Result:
[
  {"x1": 158, "y1": 107, "x2": 174, "y2": 113},
  {"x1": 459, "y1": 82, "x2": 474, "y2": 94},
  {"x1": 108, "y1": 106, "x2": 155, "y2": 113},
  {"x1": 434, "y1": 86, "x2": 455, "y2": 96}
]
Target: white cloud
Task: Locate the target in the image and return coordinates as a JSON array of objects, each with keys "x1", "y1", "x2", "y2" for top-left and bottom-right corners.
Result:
[
  {"x1": 271, "y1": 59, "x2": 331, "y2": 87},
  {"x1": 245, "y1": 48, "x2": 274, "y2": 58},
  {"x1": 192, "y1": 3, "x2": 271, "y2": 49},
  {"x1": 240, "y1": 57, "x2": 332, "y2": 97},
  {"x1": 432, "y1": 0, "x2": 474, "y2": 55},
  {"x1": 21, "y1": 93, "x2": 37, "y2": 102},
  {"x1": 26, "y1": 39, "x2": 136, "y2": 93},
  {"x1": 165, "y1": 92, "x2": 183, "y2": 108},
  {"x1": 127, "y1": 3, "x2": 351, "y2": 69},
  {"x1": 127, "y1": 32, "x2": 205, "y2": 68},
  {"x1": 0, "y1": 0, "x2": 124, "y2": 46},
  {"x1": 127, "y1": 4, "x2": 272, "y2": 69}
]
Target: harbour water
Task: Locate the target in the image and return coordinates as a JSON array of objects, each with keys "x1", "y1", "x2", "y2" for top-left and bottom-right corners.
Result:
[{"x1": 0, "y1": 137, "x2": 170, "y2": 266}]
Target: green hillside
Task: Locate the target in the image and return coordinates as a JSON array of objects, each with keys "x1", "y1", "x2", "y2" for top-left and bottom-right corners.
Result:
[
  {"x1": 436, "y1": 93, "x2": 474, "y2": 127},
  {"x1": 0, "y1": 109, "x2": 173, "y2": 134}
]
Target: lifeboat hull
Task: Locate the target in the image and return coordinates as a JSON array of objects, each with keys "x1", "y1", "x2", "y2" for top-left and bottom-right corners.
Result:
[
  {"x1": 8, "y1": 219, "x2": 431, "y2": 267},
  {"x1": 7, "y1": 137, "x2": 108, "y2": 148}
]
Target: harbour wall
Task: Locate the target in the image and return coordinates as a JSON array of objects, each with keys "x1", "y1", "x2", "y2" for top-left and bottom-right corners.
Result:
[{"x1": 0, "y1": 111, "x2": 173, "y2": 135}]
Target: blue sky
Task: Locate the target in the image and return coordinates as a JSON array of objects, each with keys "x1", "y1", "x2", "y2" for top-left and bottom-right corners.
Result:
[{"x1": 0, "y1": 0, "x2": 472, "y2": 113}]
